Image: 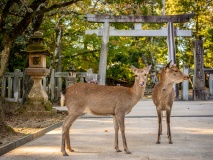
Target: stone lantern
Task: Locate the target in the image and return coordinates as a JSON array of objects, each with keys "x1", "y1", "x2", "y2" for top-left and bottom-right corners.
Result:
[
  {"x1": 66, "y1": 66, "x2": 77, "y2": 87},
  {"x1": 24, "y1": 31, "x2": 54, "y2": 116}
]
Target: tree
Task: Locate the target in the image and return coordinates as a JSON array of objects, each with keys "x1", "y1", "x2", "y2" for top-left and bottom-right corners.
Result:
[
  {"x1": 0, "y1": 0, "x2": 82, "y2": 134},
  {"x1": 166, "y1": 0, "x2": 213, "y2": 68}
]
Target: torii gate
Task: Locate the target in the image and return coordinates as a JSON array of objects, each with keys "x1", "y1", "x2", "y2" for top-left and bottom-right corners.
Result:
[{"x1": 85, "y1": 14, "x2": 195, "y2": 85}]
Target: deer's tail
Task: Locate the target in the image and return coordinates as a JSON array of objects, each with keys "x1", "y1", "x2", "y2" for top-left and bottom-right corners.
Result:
[{"x1": 60, "y1": 90, "x2": 66, "y2": 107}]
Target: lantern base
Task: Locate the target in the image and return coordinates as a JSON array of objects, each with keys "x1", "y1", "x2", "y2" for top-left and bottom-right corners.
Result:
[{"x1": 24, "y1": 68, "x2": 53, "y2": 116}]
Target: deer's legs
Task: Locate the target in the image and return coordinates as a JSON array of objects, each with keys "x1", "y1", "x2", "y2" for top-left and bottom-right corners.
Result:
[
  {"x1": 61, "y1": 112, "x2": 80, "y2": 156},
  {"x1": 66, "y1": 127, "x2": 74, "y2": 152},
  {"x1": 113, "y1": 116, "x2": 122, "y2": 152},
  {"x1": 115, "y1": 114, "x2": 131, "y2": 154},
  {"x1": 156, "y1": 110, "x2": 162, "y2": 144},
  {"x1": 166, "y1": 109, "x2": 173, "y2": 144},
  {"x1": 160, "y1": 112, "x2": 163, "y2": 135}
]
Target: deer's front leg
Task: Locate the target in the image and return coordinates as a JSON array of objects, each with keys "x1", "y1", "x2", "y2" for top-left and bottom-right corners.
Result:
[
  {"x1": 116, "y1": 114, "x2": 131, "y2": 154},
  {"x1": 156, "y1": 109, "x2": 162, "y2": 144},
  {"x1": 166, "y1": 109, "x2": 173, "y2": 144},
  {"x1": 160, "y1": 112, "x2": 163, "y2": 135},
  {"x1": 113, "y1": 116, "x2": 122, "y2": 152}
]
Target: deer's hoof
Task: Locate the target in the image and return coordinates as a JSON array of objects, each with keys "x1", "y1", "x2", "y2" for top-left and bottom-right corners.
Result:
[
  {"x1": 169, "y1": 141, "x2": 173, "y2": 144},
  {"x1": 124, "y1": 149, "x2": 132, "y2": 154},
  {"x1": 67, "y1": 147, "x2": 74, "y2": 152},
  {"x1": 116, "y1": 149, "x2": 122, "y2": 152},
  {"x1": 69, "y1": 149, "x2": 75, "y2": 152},
  {"x1": 156, "y1": 141, "x2": 160, "y2": 144},
  {"x1": 62, "y1": 152, "x2": 69, "y2": 156}
]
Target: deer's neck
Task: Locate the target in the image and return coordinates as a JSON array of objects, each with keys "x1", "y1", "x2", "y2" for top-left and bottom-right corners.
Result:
[
  {"x1": 159, "y1": 75, "x2": 174, "y2": 96},
  {"x1": 130, "y1": 79, "x2": 145, "y2": 99}
]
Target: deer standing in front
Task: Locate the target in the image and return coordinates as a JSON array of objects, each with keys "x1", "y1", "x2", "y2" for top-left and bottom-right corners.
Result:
[
  {"x1": 60, "y1": 65, "x2": 151, "y2": 156},
  {"x1": 152, "y1": 61, "x2": 188, "y2": 144}
]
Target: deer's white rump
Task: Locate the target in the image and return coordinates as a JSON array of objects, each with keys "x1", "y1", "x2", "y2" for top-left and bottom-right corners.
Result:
[{"x1": 60, "y1": 65, "x2": 151, "y2": 156}]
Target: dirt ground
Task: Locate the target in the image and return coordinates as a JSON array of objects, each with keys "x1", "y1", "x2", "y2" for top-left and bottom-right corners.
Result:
[{"x1": 0, "y1": 112, "x2": 66, "y2": 147}]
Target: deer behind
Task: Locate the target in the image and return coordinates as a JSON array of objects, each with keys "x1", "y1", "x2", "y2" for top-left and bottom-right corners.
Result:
[
  {"x1": 61, "y1": 65, "x2": 151, "y2": 156},
  {"x1": 152, "y1": 61, "x2": 188, "y2": 144}
]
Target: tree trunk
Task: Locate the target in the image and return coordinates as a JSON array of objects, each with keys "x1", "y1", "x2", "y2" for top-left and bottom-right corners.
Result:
[
  {"x1": 0, "y1": 97, "x2": 11, "y2": 135},
  {"x1": 0, "y1": 40, "x2": 13, "y2": 77},
  {"x1": 0, "y1": 38, "x2": 13, "y2": 133},
  {"x1": 0, "y1": 97, "x2": 5, "y2": 124}
]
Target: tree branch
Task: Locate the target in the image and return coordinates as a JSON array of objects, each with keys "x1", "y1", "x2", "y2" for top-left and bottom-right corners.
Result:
[
  {"x1": 0, "y1": 0, "x2": 19, "y2": 30},
  {"x1": 11, "y1": 0, "x2": 46, "y2": 38},
  {"x1": 42, "y1": 0, "x2": 82, "y2": 13},
  {"x1": 63, "y1": 50, "x2": 98, "y2": 58}
]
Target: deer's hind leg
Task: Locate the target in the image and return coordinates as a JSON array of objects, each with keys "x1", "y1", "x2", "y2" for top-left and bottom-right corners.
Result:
[
  {"x1": 61, "y1": 108, "x2": 84, "y2": 156},
  {"x1": 113, "y1": 116, "x2": 122, "y2": 152},
  {"x1": 166, "y1": 109, "x2": 173, "y2": 144},
  {"x1": 66, "y1": 126, "x2": 74, "y2": 152},
  {"x1": 156, "y1": 109, "x2": 162, "y2": 144}
]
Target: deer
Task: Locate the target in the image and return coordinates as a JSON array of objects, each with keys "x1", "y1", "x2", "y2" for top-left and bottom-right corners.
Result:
[
  {"x1": 60, "y1": 65, "x2": 151, "y2": 156},
  {"x1": 152, "y1": 61, "x2": 188, "y2": 144}
]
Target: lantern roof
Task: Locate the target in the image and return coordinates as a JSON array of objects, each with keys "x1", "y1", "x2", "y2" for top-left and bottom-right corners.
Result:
[{"x1": 24, "y1": 31, "x2": 50, "y2": 55}]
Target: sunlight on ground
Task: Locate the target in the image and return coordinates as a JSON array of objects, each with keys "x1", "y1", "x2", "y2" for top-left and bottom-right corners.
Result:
[
  {"x1": 46, "y1": 129, "x2": 62, "y2": 134},
  {"x1": 17, "y1": 146, "x2": 59, "y2": 154},
  {"x1": 175, "y1": 127, "x2": 213, "y2": 134}
]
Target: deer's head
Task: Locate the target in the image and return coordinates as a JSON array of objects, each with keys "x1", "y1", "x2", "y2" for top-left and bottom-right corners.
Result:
[
  {"x1": 162, "y1": 61, "x2": 188, "y2": 83},
  {"x1": 131, "y1": 65, "x2": 151, "y2": 87}
]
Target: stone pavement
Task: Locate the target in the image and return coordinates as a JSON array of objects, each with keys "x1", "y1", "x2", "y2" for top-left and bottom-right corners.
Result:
[{"x1": 0, "y1": 100, "x2": 213, "y2": 160}]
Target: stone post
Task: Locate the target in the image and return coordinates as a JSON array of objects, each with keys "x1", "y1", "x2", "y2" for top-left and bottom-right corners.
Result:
[
  {"x1": 209, "y1": 74, "x2": 213, "y2": 99},
  {"x1": 182, "y1": 66, "x2": 189, "y2": 100},
  {"x1": 193, "y1": 40, "x2": 207, "y2": 100}
]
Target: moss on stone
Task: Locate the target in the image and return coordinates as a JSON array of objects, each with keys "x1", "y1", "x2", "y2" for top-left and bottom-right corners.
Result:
[{"x1": 43, "y1": 101, "x2": 52, "y2": 111}]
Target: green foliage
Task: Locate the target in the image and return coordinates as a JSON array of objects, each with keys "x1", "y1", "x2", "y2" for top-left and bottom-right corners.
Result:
[
  {"x1": 7, "y1": 36, "x2": 27, "y2": 72},
  {"x1": 4, "y1": 0, "x2": 213, "y2": 82}
]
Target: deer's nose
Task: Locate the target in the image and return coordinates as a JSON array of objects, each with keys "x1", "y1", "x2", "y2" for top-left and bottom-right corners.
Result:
[
  {"x1": 139, "y1": 81, "x2": 145, "y2": 87},
  {"x1": 184, "y1": 76, "x2": 189, "y2": 80}
]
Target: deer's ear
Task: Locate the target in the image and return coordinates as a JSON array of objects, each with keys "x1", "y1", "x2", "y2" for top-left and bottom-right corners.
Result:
[
  {"x1": 165, "y1": 60, "x2": 172, "y2": 68},
  {"x1": 130, "y1": 65, "x2": 137, "y2": 73},
  {"x1": 145, "y1": 65, "x2": 152, "y2": 73}
]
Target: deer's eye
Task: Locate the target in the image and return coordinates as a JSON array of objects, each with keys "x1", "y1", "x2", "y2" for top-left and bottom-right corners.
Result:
[
  {"x1": 175, "y1": 70, "x2": 178, "y2": 72},
  {"x1": 135, "y1": 75, "x2": 138, "y2": 77},
  {"x1": 144, "y1": 74, "x2": 147, "y2": 76}
]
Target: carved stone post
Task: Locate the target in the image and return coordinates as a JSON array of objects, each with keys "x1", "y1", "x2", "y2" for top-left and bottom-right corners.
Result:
[{"x1": 193, "y1": 40, "x2": 207, "y2": 100}]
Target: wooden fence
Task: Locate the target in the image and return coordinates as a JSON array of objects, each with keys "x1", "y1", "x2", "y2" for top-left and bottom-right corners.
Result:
[
  {"x1": 1, "y1": 69, "x2": 88, "y2": 102},
  {"x1": 1, "y1": 67, "x2": 213, "y2": 102}
]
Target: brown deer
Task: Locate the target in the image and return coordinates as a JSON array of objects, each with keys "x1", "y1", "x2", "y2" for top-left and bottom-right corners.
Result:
[
  {"x1": 152, "y1": 61, "x2": 188, "y2": 144},
  {"x1": 60, "y1": 65, "x2": 151, "y2": 156}
]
